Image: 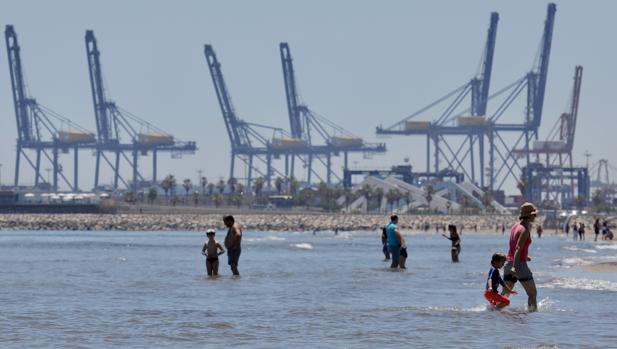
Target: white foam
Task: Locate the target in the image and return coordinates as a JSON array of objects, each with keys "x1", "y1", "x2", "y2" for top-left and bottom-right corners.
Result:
[
  {"x1": 558, "y1": 257, "x2": 592, "y2": 266},
  {"x1": 290, "y1": 243, "x2": 313, "y2": 250},
  {"x1": 541, "y1": 277, "x2": 617, "y2": 292},
  {"x1": 244, "y1": 236, "x2": 287, "y2": 242},
  {"x1": 595, "y1": 244, "x2": 617, "y2": 250},
  {"x1": 426, "y1": 305, "x2": 487, "y2": 313},
  {"x1": 564, "y1": 246, "x2": 597, "y2": 253}
]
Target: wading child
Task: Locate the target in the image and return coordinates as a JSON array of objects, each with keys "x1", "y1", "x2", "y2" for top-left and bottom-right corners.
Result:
[
  {"x1": 202, "y1": 229, "x2": 225, "y2": 276},
  {"x1": 485, "y1": 252, "x2": 516, "y2": 308}
]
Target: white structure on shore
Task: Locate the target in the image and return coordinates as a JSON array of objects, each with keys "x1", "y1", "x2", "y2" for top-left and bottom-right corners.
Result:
[{"x1": 341, "y1": 175, "x2": 509, "y2": 214}]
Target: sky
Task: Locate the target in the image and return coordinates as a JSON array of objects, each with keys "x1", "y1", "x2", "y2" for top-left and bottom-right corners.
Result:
[{"x1": 0, "y1": 0, "x2": 615, "y2": 194}]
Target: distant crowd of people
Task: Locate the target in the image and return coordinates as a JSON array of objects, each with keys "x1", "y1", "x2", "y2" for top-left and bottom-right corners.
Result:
[{"x1": 564, "y1": 218, "x2": 613, "y2": 241}]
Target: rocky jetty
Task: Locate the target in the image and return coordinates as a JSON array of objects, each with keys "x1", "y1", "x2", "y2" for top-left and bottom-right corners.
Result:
[{"x1": 0, "y1": 212, "x2": 554, "y2": 232}]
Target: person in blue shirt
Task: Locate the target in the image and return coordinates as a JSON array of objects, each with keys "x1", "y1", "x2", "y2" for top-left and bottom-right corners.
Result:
[
  {"x1": 386, "y1": 214, "x2": 403, "y2": 269},
  {"x1": 485, "y1": 252, "x2": 516, "y2": 307}
]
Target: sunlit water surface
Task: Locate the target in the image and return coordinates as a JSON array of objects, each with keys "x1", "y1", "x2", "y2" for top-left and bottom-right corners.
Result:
[{"x1": 1, "y1": 229, "x2": 617, "y2": 348}]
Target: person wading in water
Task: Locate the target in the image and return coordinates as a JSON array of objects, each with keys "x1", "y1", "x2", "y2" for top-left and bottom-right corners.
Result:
[
  {"x1": 442, "y1": 224, "x2": 461, "y2": 262},
  {"x1": 223, "y1": 215, "x2": 242, "y2": 276},
  {"x1": 503, "y1": 203, "x2": 539, "y2": 312}
]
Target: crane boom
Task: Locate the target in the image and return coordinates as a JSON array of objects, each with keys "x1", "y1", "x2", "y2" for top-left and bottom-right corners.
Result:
[
  {"x1": 531, "y1": 3, "x2": 556, "y2": 127},
  {"x1": 85, "y1": 30, "x2": 114, "y2": 142},
  {"x1": 5, "y1": 25, "x2": 33, "y2": 142},
  {"x1": 280, "y1": 42, "x2": 303, "y2": 140},
  {"x1": 565, "y1": 66, "x2": 582, "y2": 149},
  {"x1": 475, "y1": 12, "x2": 499, "y2": 116},
  {"x1": 204, "y1": 44, "x2": 251, "y2": 149}
]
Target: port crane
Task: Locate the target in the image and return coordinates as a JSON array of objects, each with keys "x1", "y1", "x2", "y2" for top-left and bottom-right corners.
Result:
[{"x1": 85, "y1": 30, "x2": 196, "y2": 191}]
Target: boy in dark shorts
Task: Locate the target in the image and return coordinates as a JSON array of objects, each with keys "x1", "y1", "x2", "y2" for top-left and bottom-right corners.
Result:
[
  {"x1": 485, "y1": 253, "x2": 516, "y2": 308},
  {"x1": 202, "y1": 229, "x2": 225, "y2": 276}
]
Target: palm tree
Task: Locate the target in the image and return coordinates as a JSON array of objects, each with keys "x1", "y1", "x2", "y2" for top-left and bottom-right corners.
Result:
[
  {"x1": 358, "y1": 184, "x2": 373, "y2": 213},
  {"x1": 297, "y1": 187, "x2": 313, "y2": 209},
  {"x1": 183, "y1": 178, "x2": 192, "y2": 199},
  {"x1": 207, "y1": 183, "x2": 215, "y2": 196},
  {"x1": 147, "y1": 187, "x2": 158, "y2": 204},
  {"x1": 227, "y1": 177, "x2": 237, "y2": 194},
  {"x1": 216, "y1": 178, "x2": 225, "y2": 194},
  {"x1": 424, "y1": 183, "x2": 435, "y2": 210},
  {"x1": 374, "y1": 187, "x2": 384, "y2": 213},
  {"x1": 160, "y1": 174, "x2": 175, "y2": 201},
  {"x1": 289, "y1": 177, "x2": 299, "y2": 196},
  {"x1": 200, "y1": 177, "x2": 208, "y2": 195},
  {"x1": 254, "y1": 177, "x2": 265, "y2": 197},
  {"x1": 275, "y1": 177, "x2": 284, "y2": 194},
  {"x1": 386, "y1": 188, "x2": 398, "y2": 212}
]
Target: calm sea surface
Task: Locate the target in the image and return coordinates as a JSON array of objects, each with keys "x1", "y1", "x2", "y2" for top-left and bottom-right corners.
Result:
[{"x1": 1, "y1": 229, "x2": 617, "y2": 348}]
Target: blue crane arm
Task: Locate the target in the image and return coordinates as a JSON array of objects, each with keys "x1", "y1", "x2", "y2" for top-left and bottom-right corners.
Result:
[
  {"x1": 204, "y1": 45, "x2": 247, "y2": 148},
  {"x1": 565, "y1": 66, "x2": 582, "y2": 149},
  {"x1": 85, "y1": 30, "x2": 114, "y2": 142},
  {"x1": 4, "y1": 25, "x2": 33, "y2": 142},
  {"x1": 476, "y1": 12, "x2": 499, "y2": 116},
  {"x1": 279, "y1": 42, "x2": 303, "y2": 139},
  {"x1": 532, "y1": 3, "x2": 556, "y2": 127}
]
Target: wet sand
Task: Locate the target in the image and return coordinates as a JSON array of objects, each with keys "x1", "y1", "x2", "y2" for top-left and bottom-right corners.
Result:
[{"x1": 584, "y1": 262, "x2": 617, "y2": 272}]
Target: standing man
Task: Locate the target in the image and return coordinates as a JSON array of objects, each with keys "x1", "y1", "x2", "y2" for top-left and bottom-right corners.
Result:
[
  {"x1": 594, "y1": 218, "x2": 600, "y2": 242},
  {"x1": 224, "y1": 215, "x2": 242, "y2": 276},
  {"x1": 386, "y1": 214, "x2": 403, "y2": 269},
  {"x1": 503, "y1": 203, "x2": 539, "y2": 312}
]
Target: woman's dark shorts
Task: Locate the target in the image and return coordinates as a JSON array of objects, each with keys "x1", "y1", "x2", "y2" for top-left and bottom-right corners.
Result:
[{"x1": 503, "y1": 260, "x2": 533, "y2": 282}]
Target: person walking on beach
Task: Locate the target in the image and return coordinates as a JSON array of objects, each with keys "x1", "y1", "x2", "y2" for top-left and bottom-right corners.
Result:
[
  {"x1": 579, "y1": 223, "x2": 585, "y2": 241},
  {"x1": 503, "y1": 202, "x2": 539, "y2": 312},
  {"x1": 381, "y1": 227, "x2": 390, "y2": 261},
  {"x1": 223, "y1": 215, "x2": 242, "y2": 276},
  {"x1": 202, "y1": 229, "x2": 225, "y2": 276},
  {"x1": 573, "y1": 221, "x2": 579, "y2": 241},
  {"x1": 442, "y1": 224, "x2": 461, "y2": 262},
  {"x1": 536, "y1": 224, "x2": 543, "y2": 238},
  {"x1": 594, "y1": 218, "x2": 600, "y2": 242},
  {"x1": 386, "y1": 214, "x2": 403, "y2": 269}
]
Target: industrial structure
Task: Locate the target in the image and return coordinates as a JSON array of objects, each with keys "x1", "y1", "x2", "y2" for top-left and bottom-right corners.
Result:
[
  {"x1": 513, "y1": 66, "x2": 587, "y2": 208},
  {"x1": 5, "y1": 25, "x2": 96, "y2": 192},
  {"x1": 279, "y1": 42, "x2": 386, "y2": 184},
  {"x1": 205, "y1": 44, "x2": 385, "y2": 190},
  {"x1": 85, "y1": 30, "x2": 196, "y2": 191},
  {"x1": 376, "y1": 4, "x2": 557, "y2": 196}
]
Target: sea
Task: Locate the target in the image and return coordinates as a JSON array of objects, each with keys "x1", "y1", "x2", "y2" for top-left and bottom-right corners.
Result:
[{"x1": 1, "y1": 229, "x2": 616, "y2": 348}]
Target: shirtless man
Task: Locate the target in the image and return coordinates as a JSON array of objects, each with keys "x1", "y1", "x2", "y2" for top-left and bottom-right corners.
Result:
[
  {"x1": 224, "y1": 215, "x2": 243, "y2": 276},
  {"x1": 201, "y1": 229, "x2": 225, "y2": 276}
]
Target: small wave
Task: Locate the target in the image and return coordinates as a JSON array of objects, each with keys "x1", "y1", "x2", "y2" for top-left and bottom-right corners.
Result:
[
  {"x1": 564, "y1": 246, "x2": 597, "y2": 253},
  {"x1": 595, "y1": 244, "x2": 617, "y2": 250},
  {"x1": 557, "y1": 257, "x2": 592, "y2": 266},
  {"x1": 290, "y1": 243, "x2": 313, "y2": 250},
  {"x1": 541, "y1": 277, "x2": 617, "y2": 292},
  {"x1": 334, "y1": 232, "x2": 353, "y2": 239},
  {"x1": 244, "y1": 236, "x2": 287, "y2": 242},
  {"x1": 426, "y1": 305, "x2": 487, "y2": 313}
]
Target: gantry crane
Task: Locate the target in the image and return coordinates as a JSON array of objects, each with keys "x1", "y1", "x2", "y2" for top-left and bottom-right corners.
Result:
[
  {"x1": 204, "y1": 44, "x2": 290, "y2": 189},
  {"x1": 280, "y1": 42, "x2": 386, "y2": 184},
  {"x1": 376, "y1": 12, "x2": 498, "y2": 187},
  {"x1": 377, "y1": 4, "x2": 557, "y2": 194},
  {"x1": 5, "y1": 25, "x2": 96, "y2": 192},
  {"x1": 514, "y1": 66, "x2": 587, "y2": 207},
  {"x1": 85, "y1": 30, "x2": 196, "y2": 191}
]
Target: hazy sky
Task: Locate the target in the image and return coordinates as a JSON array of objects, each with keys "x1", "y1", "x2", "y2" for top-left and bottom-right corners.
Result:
[{"x1": 1, "y1": 0, "x2": 615, "y2": 193}]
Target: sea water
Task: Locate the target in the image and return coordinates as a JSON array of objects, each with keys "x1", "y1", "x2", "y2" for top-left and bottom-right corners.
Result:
[{"x1": 1, "y1": 229, "x2": 616, "y2": 348}]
